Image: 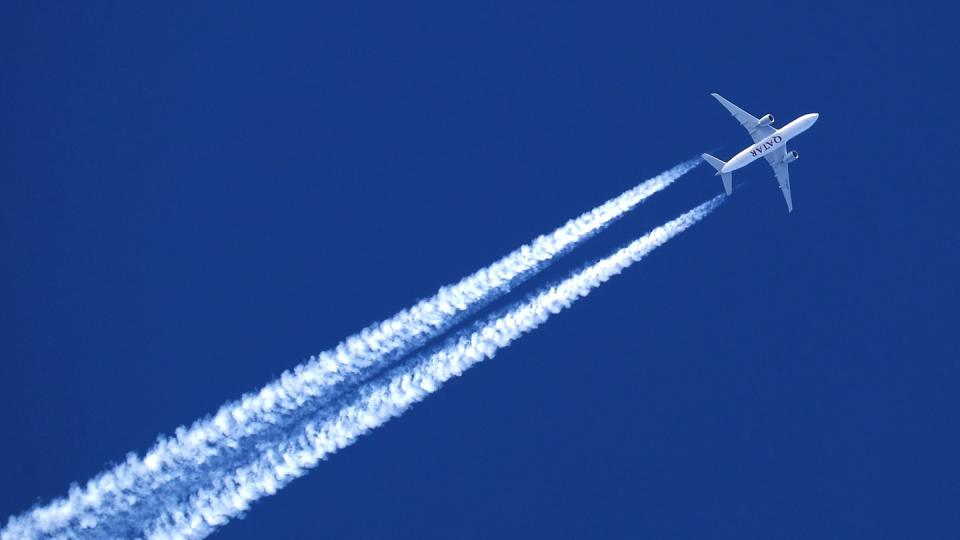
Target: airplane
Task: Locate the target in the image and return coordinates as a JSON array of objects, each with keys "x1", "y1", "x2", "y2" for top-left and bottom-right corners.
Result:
[{"x1": 701, "y1": 93, "x2": 819, "y2": 212}]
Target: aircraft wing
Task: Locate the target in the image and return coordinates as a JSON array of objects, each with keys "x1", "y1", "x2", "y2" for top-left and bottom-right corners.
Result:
[
  {"x1": 711, "y1": 93, "x2": 775, "y2": 143},
  {"x1": 769, "y1": 156, "x2": 794, "y2": 213}
]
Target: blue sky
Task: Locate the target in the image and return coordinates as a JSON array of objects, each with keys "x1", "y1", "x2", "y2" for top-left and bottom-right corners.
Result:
[{"x1": 1, "y1": 2, "x2": 957, "y2": 538}]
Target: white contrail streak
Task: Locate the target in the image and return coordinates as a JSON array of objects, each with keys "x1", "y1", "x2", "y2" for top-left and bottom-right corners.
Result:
[
  {"x1": 2, "y1": 160, "x2": 699, "y2": 540},
  {"x1": 141, "y1": 196, "x2": 723, "y2": 540}
]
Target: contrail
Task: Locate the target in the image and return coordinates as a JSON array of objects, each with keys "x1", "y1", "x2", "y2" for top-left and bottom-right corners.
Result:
[
  {"x1": 1, "y1": 160, "x2": 699, "y2": 539},
  {"x1": 141, "y1": 197, "x2": 723, "y2": 540}
]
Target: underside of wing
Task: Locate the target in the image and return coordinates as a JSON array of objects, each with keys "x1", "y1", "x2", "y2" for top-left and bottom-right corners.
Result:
[
  {"x1": 771, "y1": 161, "x2": 794, "y2": 212},
  {"x1": 765, "y1": 146, "x2": 787, "y2": 167},
  {"x1": 712, "y1": 93, "x2": 775, "y2": 143}
]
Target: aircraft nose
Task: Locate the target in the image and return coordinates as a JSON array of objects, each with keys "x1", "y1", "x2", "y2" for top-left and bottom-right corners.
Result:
[{"x1": 809, "y1": 113, "x2": 820, "y2": 124}]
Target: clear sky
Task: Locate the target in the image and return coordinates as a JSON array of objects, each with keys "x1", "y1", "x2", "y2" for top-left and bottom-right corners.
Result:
[{"x1": 1, "y1": 2, "x2": 957, "y2": 539}]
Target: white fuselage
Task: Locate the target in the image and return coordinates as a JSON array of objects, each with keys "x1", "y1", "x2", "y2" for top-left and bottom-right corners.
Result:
[{"x1": 721, "y1": 113, "x2": 819, "y2": 173}]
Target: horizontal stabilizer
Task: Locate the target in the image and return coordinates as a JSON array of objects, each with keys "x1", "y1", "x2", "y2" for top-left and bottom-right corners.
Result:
[
  {"x1": 701, "y1": 153, "x2": 725, "y2": 172},
  {"x1": 701, "y1": 153, "x2": 732, "y2": 195}
]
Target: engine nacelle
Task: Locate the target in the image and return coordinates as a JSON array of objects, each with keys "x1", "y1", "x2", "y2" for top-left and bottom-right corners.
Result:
[
  {"x1": 757, "y1": 113, "x2": 775, "y2": 127},
  {"x1": 783, "y1": 150, "x2": 799, "y2": 164}
]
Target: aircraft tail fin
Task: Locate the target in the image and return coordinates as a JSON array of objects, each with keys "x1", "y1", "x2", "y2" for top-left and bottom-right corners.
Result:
[{"x1": 701, "y1": 153, "x2": 732, "y2": 195}]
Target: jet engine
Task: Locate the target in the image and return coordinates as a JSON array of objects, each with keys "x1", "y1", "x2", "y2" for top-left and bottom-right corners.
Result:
[
  {"x1": 757, "y1": 113, "x2": 775, "y2": 126},
  {"x1": 783, "y1": 150, "x2": 799, "y2": 164}
]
